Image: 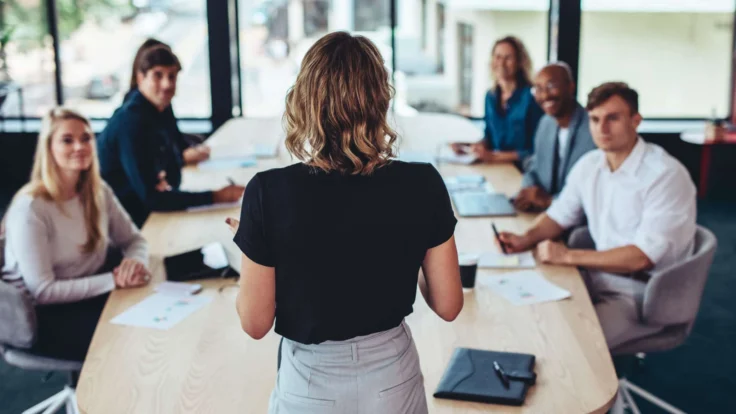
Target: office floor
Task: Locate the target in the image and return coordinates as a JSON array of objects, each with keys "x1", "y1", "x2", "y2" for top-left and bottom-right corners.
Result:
[{"x1": 1, "y1": 200, "x2": 735, "y2": 414}]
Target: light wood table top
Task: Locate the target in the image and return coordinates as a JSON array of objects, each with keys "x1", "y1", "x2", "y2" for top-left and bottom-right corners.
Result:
[{"x1": 77, "y1": 115, "x2": 618, "y2": 414}]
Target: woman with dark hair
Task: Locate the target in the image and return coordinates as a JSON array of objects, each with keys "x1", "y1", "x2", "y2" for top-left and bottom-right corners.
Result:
[
  {"x1": 452, "y1": 36, "x2": 543, "y2": 166},
  {"x1": 126, "y1": 38, "x2": 211, "y2": 166},
  {"x1": 98, "y1": 45, "x2": 244, "y2": 227},
  {"x1": 226, "y1": 32, "x2": 463, "y2": 413}
]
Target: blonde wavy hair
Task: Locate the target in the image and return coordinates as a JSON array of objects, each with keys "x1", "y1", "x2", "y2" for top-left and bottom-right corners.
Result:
[
  {"x1": 283, "y1": 31, "x2": 398, "y2": 175},
  {"x1": 15, "y1": 108, "x2": 104, "y2": 253},
  {"x1": 491, "y1": 36, "x2": 534, "y2": 87}
]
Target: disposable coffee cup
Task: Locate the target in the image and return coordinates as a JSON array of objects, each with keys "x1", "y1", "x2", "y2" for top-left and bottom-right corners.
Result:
[{"x1": 458, "y1": 253, "x2": 479, "y2": 290}]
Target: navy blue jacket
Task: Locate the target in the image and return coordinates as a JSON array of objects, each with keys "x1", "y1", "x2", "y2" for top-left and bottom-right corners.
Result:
[{"x1": 97, "y1": 90, "x2": 213, "y2": 227}]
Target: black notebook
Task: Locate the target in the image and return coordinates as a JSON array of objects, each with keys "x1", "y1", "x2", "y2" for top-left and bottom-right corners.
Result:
[
  {"x1": 164, "y1": 242, "x2": 237, "y2": 282},
  {"x1": 451, "y1": 192, "x2": 517, "y2": 217},
  {"x1": 433, "y1": 348, "x2": 536, "y2": 406}
]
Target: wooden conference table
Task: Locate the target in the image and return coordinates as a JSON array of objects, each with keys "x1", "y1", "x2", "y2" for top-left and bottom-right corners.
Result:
[{"x1": 77, "y1": 113, "x2": 618, "y2": 413}]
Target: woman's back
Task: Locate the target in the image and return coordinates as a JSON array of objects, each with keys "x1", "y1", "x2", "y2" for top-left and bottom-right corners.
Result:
[{"x1": 234, "y1": 160, "x2": 455, "y2": 344}]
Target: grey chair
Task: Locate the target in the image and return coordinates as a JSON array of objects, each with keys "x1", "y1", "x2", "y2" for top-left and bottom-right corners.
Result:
[
  {"x1": 0, "y1": 235, "x2": 83, "y2": 414},
  {"x1": 567, "y1": 225, "x2": 717, "y2": 414}
]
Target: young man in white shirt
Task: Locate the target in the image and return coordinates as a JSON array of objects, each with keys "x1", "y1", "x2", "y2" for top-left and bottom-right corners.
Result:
[{"x1": 498, "y1": 82, "x2": 697, "y2": 348}]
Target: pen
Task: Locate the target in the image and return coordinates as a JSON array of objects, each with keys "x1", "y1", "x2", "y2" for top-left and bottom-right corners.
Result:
[
  {"x1": 491, "y1": 223, "x2": 508, "y2": 254},
  {"x1": 493, "y1": 360, "x2": 510, "y2": 388},
  {"x1": 227, "y1": 177, "x2": 236, "y2": 186}
]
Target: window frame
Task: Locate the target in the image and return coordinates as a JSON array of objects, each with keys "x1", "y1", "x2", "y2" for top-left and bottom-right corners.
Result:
[{"x1": 1, "y1": 0, "x2": 734, "y2": 133}]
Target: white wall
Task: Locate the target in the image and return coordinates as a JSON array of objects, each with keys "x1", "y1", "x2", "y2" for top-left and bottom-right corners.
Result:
[
  {"x1": 578, "y1": 11, "x2": 733, "y2": 118},
  {"x1": 441, "y1": 10, "x2": 549, "y2": 116}
]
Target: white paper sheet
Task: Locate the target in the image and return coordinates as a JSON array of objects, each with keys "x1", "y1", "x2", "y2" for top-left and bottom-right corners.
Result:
[
  {"x1": 438, "y1": 153, "x2": 477, "y2": 165},
  {"x1": 198, "y1": 157, "x2": 257, "y2": 171},
  {"x1": 479, "y1": 270, "x2": 571, "y2": 306},
  {"x1": 110, "y1": 293, "x2": 213, "y2": 330},
  {"x1": 478, "y1": 251, "x2": 536, "y2": 269},
  {"x1": 186, "y1": 201, "x2": 240, "y2": 212}
]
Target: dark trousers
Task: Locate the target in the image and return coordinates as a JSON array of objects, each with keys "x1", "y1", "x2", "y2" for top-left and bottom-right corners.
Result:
[
  {"x1": 30, "y1": 293, "x2": 110, "y2": 361},
  {"x1": 28, "y1": 248, "x2": 122, "y2": 362}
]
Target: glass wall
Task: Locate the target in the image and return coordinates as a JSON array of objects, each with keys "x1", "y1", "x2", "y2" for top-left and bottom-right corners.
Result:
[
  {"x1": 579, "y1": 0, "x2": 735, "y2": 118},
  {"x1": 395, "y1": 0, "x2": 550, "y2": 117},
  {"x1": 238, "y1": 0, "x2": 393, "y2": 117},
  {"x1": 58, "y1": 0, "x2": 212, "y2": 118},
  {"x1": 0, "y1": 0, "x2": 56, "y2": 117}
]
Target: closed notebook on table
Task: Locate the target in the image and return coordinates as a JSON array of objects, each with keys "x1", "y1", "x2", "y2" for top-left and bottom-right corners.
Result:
[{"x1": 434, "y1": 348, "x2": 536, "y2": 406}]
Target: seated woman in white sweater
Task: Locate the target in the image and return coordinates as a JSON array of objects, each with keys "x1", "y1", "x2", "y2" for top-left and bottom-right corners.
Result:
[{"x1": 1, "y1": 107, "x2": 150, "y2": 361}]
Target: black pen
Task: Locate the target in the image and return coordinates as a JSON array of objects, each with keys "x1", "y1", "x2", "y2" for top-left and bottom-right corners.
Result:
[
  {"x1": 493, "y1": 360, "x2": 510, "y2": 388},
  {"x1": 491, "y1": 223, "x2": 508, "y2": 254},
  {"x1": 227, "y1": 177, "x2": 236, "y2": 186}
]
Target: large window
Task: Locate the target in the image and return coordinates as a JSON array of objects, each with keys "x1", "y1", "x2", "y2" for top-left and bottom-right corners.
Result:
[
  {"x1": 0, "y1": 0, "x2": 56, "y2": 118},
  {"x1": 579, "y1": 0, "x2": 735, "y2": 118},
  {"x1": 395, "y1": 0, "x2": 550, "y2": 117},
  {"x1": 238, "y1": 0, "x2": 392, "y2": 117},
  {"x1": 59, "y1": 0, "x2": 212, "y2": 118}
]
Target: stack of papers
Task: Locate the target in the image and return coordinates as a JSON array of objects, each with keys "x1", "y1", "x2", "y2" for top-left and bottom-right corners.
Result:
[
  {"x1": 111, "y1": 293, "x2": 212, "y2": 330},
  {"x1": 478, "y1": 251, "x2": 536, "y2": 269},
  {"x1": 438, "y1": 152, "x2": 477, "y2": 165},
  {"x1": 444, "y1": 175, "x2": 496, "y2": 193},
  {"x1": 479, "y1": 270, "x2": 571, "y2": 306}
]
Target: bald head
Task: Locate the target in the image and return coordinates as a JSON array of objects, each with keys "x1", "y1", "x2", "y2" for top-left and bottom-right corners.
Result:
[{"x1": 532, "y1": 61, "x2": 576, "y2": 120}]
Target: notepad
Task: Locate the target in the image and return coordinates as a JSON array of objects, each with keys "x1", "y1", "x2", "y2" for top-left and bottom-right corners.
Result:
[
  {"x1": 479, "y1": 270, "x2": 571, "y2": 306},
  {"x1": 478, "y1": 251, "x2": 536, "y2": 269}
]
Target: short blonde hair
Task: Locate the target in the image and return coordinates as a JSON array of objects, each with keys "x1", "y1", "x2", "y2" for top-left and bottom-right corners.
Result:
[
  {"x1": 17, "y1": 108, "x2": 104, "y2": 253},
  {"x1": 283, "y1": 32, "x2": 398, "y2": 175}
]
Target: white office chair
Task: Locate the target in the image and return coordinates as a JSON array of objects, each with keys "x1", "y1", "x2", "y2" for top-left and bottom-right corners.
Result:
[{"x1": 0, "y1": 235, "x2": 82, "y2": 414}]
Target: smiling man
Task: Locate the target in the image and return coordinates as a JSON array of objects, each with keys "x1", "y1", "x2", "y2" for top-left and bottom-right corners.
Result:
[
  {"x1": 498, "y1": 82, "x2": 697, "y2": 348},
  {"x1": 514, "y1": 62, "x2": 596, "y2": 212}
]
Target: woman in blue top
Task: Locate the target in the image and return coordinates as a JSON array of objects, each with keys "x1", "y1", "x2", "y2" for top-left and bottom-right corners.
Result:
[{"x1": 452, "y1": 36, "x2": 543, "y2": 166}]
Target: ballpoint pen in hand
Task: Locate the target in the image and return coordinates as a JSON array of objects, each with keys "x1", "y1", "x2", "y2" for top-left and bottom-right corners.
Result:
[{"x1": 491, "y1": 223, "x2": 508, "y2": 254}]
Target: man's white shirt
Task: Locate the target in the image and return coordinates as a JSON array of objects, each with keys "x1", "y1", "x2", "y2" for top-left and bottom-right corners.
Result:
[{"x1": 546, "y1": 137, "x2": 697, "y2": 271}]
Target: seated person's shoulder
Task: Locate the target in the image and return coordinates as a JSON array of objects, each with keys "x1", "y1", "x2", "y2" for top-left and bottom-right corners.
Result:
[
  {"x1": 642, "y1": 143, "x2": 695, "y2": 188},
  {"x1": 570, "y1": 148, "x2": 603, "y2": 172},
  {"x1": 6, "y1": 192, "x2": 52, "y2": 223}
]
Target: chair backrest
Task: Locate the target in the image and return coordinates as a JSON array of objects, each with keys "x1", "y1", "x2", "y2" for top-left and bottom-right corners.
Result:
[
  {"x1": 0, "y1": 234, "x2": 37, "y2": 349},
  {"x1": 642, "y1": 226, "x2": 717, "y2": 327}
]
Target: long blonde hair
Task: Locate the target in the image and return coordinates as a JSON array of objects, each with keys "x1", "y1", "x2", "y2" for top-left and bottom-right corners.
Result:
[
  {"x1": 283, "y1": 31, "x2": 398, "y2": 175},
  {"x1": 16, "y1": 108, "x2": 104, "y2": 253}
]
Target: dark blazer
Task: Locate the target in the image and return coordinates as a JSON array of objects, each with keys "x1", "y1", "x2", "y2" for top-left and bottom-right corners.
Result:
[
  {"x1": 521, "y1": 103, "x2": 597, "y2": 195},
  {"x1": 97, "y1": 90, "x2": 213, "y2": 227}
]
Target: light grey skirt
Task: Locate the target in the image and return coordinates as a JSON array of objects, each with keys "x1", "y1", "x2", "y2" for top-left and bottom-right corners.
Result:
[{"x1": 268, "y1": 320, "x2": 428, "y2": 414}]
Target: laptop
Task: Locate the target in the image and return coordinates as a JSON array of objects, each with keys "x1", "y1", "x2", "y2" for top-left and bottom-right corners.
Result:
[{"x1": 451, "y1": 191, "x2": 517, "y2": 217}]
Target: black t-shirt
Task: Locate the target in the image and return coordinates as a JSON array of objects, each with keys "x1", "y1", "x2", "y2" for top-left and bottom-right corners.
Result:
[{"x1": 233, "y1": 161, "x2": 457, "y2": 344}]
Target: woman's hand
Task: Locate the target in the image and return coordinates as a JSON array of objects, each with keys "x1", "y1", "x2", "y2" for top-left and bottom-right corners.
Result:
[
  {"x1": 225, "y1": 217, "x2": 240, "y2": 235},
  {"x1": 113, "y1": 258, "x2": 151, "y2": 288},
  {"x1": 183, "y1": 145, "x2": 211, "y2": 165}
]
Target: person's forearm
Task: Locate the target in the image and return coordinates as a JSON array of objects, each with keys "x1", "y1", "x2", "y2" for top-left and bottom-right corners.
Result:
[
  {"x1": 522, "y1": 214, "x2": 565, "y2": 248},
  {"x1": 149, "y1": 189, "x2": 214, "y2": 211},
  {"x1": 564, "y1": 245, "x2": 654, "y2": 274},
  {"x1": 33, "y1": 273, "x2": 116, "y2": 305},
  {"x1": 491, "y1": 151, "x2": 520, "y2": 162},
  {"x1": 418, "y1": 271, "x2": 431, "y2": 308}
]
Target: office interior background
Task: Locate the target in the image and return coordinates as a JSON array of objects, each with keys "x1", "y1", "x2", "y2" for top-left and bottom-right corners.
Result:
[{"x1": 1, "y1": 0, "x2": 736, "y2": 413}]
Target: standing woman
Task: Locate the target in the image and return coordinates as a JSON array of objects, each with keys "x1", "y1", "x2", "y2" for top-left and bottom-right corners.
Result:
[
  {"x1": 126, "y1": 38, "x2": 211, "y2": 165},
  {"x1": 226, "y1": 32, "x2": 463, "y2": 413},
  {"x1": 452, "y1": 36, "x2": 543, "y2": 166},
  {"x1": 1, "y1": 108, "x2": 150, "y2": 361}
]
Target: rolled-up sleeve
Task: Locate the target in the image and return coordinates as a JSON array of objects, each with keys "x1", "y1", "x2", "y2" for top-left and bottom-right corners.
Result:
[{"x1": 632, "y1": 168, "x2": 696, "y2": 265}]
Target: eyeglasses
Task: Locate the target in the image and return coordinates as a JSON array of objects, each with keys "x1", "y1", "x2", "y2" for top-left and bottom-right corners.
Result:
[{"x1": 531, "y1": 82, "x2": 562, "y2": 96}]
